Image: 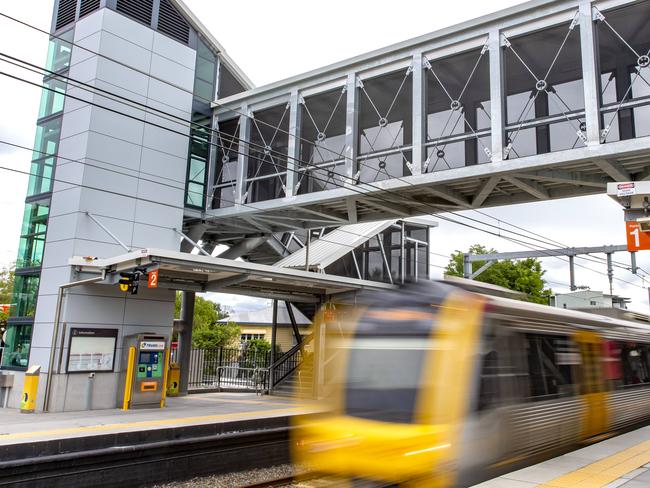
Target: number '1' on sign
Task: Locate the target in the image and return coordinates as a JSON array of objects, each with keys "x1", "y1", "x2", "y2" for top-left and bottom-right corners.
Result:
[
  {"x1": 147, "y1": 269, "x2": 159, "y2": 288},
  {"x1": 626, "y1": 221, "x2": 650, "y2": 251}
]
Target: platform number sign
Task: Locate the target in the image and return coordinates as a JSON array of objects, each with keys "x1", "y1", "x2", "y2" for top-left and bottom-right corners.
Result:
[
  {"x1": 626, "y1": 221, "x2": 650, "y2": 251},
  {"x1": 147, "y1": 269, "x2": 159, "y2": 289}
]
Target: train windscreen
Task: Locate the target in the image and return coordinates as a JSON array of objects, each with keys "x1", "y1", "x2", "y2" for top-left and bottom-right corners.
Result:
[{"x1": 343, "y1": 303, "x2": 439, "y2": 423}]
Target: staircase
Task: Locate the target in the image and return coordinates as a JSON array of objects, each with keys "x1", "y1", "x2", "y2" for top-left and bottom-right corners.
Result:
[
  {"x1": 272, "y1": 352, "x2": 314, "y2": 398},
  {"x1": 269, "y1": 336, "x2": 314, "y2": 398}
]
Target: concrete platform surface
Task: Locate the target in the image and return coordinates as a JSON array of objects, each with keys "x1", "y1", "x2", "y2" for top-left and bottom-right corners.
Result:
[
  {"x1": 0, "y1": 392, "x2": 317, "y2": 446},
  {"x1": 472, "y1": 426, "x2": 650, "y2": 488}
]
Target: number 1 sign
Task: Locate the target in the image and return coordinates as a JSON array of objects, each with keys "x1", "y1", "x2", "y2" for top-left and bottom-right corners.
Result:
[{"x1": 626, "y1": 221, "x2": 650, "y2": 251}]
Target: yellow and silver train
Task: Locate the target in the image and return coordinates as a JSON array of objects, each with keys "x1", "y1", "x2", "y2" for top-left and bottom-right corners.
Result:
[{"x1": 292, "y1": 280, "x2": 650, "y2": 487}]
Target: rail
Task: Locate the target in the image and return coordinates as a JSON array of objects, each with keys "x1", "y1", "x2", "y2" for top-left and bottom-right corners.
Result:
[{"x1": 270, "y1": 334, "x2": 313, "y2": 389}]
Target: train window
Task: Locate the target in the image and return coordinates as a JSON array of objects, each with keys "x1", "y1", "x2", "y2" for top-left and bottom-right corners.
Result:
[
  {"x1": 476, "y1": 327, "x2": 529, "y2": 411},
  {"x1": 620, "y1": 343, "x2": 650, "y2": 387},
  {"x1": 526, "y1": 334, "x2": 578, "y2": 400}
]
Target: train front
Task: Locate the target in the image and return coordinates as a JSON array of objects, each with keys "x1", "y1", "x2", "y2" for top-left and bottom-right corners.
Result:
[{"x1": 292, "y1": 282, "x2": 485, "y2": 487}]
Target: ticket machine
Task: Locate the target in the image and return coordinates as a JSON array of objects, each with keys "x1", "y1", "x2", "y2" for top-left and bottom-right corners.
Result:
[{"x1": 118, "y1": 333, "x2": 168, "y2": 409}]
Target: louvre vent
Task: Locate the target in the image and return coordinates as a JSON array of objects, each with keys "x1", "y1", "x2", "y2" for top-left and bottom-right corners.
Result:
[
  {"x1": 55, "y1": 0, "x2": 77, "y2": 30},
  {"x1": 115, "y1": 0, "x2": 153, "y2": 26},
  {"x1": 157, "y1": 0, "x2": 190, "y2": 45},
  {"x1": 79, "y1": 0, "x2": 100, "y2": 18}
]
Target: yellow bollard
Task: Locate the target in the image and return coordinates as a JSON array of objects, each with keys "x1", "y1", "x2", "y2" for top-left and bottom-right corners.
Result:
[
  {"x1": 122, "y1": 347, "x2": 136, "y2": 410},
  {"x1": 166, "y1": 363, "x2": 180, "y2": 397},
  {"x1": 20, "y1": 365, "x2": 41, "y2": 413}
]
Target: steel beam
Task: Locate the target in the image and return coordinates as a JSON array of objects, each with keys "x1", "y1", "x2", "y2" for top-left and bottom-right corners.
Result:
[
  {"x1": 234, "y1": 105, "x2": 251, "y2": 205},
  {"x1": 595, "y1": 159, "x2": 631, "y2": 181},
  {"x1": 522, "y1": 169, "x2": 607, "y2": 188},
  {"x1": 285, "y1": 90, "x2": 301, "y2": 197},
  {"x1": 472, "y1": 176, "x2": 500, "y2": 207},
  {"x1": 411, "y1": 53, "x2": 425, "y2": 175},
  {"x1": 579, "y1": 1, "x2": 601, "y2": 145},
  {"x1": 466, "y1": 244, "x2": 628, "y2": 262},
  {"x1": 344, "y1": 73, "x2": 358, "y2": 181},
  {"x1": 488, "y1": 28, "x2": 505, "y2": 162},
  {"x1": 503, "y1": 176, "x2": 550, "y2": 199},
  {"x1": 347, "y1": 198, "x2": 358, "y2": 223},
  {"x1": 425, "y1": 186, "x2": 471, "y2": 208}
]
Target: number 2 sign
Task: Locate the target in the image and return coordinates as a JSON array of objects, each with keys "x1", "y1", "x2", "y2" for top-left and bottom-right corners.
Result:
[
  {"x1": 147, "y1": 269, "x2": 159, "y2": 289},
  {"x1": 626, "y1": 221, "x2": 650, "y2": 251}
]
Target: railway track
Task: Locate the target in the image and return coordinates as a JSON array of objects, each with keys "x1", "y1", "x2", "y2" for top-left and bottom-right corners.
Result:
[{"x1": 0, "y1": 426, "x2": 291, "y2": 488}]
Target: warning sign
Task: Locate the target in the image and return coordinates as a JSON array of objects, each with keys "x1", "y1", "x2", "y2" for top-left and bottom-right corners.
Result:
[
  {"x1": 617, "y1": 182, "x2": 636, "y2": 197},
  {"x1": 626, "y1": 221, "x2": 650, "y2": 251}
]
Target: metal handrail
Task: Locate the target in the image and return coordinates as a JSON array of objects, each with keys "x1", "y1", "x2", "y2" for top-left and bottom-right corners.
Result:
[
  {"x1": 270, "y1": 334, "x2": 314, "y2": 388},
  {"x1": 215, "y1": 365, "x2": 270, "y2": 395}
]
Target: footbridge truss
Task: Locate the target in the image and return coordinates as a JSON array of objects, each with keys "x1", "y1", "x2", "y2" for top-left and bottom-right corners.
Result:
[{"x1": 185, "y1": 0, "x2": 650, "y2": 242}]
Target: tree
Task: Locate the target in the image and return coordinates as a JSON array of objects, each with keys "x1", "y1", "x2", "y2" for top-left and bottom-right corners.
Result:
[
  {"x1": 445, "y1": 244, "x2": 552, "y2": 304},
  {"x1": 174, "y1": 293, "x2": 228, "y2": 331},
  {"x1": 192, "y1": 321, "x2": 240, "y2": 349},
  {"x1": 0, "y1": 265, "x2": 14, "y2": 305}
]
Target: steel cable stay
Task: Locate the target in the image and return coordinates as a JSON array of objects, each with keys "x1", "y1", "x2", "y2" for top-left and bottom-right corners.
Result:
[
  {"x1": 2, "y1": 47, "x2": 647, "y2": 290},
  {"x1": 502, "y1": 10, "x2": 585, "y2": 159},
  {"x1": 357, "y1": 65, "x2": 412, "y2": 182},
  {"x1": 594, "y1": 6, "x2": 650, "y2": 143},
  {"x1": 297, "y1": 86, "x2": 347, "y2": 192},
  {"x1": 211, "y1": 117, "x2": 241, "y2": 205},
  {"x1": 246, "y1": 103, "x2": 290, "y2": 202},
  {"x1": 423, "y1": 41, "x2": 492, "y2": 173}
]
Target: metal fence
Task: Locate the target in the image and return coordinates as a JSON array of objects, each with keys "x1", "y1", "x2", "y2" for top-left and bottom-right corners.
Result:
[{"x1": 188, "y1": 347, "x2": 272, "y2": 392}]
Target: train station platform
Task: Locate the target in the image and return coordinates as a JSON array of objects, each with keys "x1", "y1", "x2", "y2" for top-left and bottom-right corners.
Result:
[
  {"x1": 0, "y1": 392, "x2": 315, "y2": 447},
  {"x1": 474, "y1": 425, "x2": 650, "y2": 488}
]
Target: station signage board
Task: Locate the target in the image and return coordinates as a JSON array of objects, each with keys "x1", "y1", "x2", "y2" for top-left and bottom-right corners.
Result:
[
  {"x1": 67, "y1": 328, "x2": 118, "y2": 373},
  {"x1": 626, "y1": 221, "x2": 650, "y2": 251}
]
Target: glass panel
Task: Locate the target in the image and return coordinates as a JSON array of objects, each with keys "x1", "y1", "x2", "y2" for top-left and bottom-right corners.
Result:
[
  {"x1": 16, "y1": 202, "x2": 49, "y2": 269},
  {"x1": 9, "y1": 274, "x2": 40, "y2": 318},
  {"x1": 45, "y1": 30, "x2": 73, "y2": 73},
  {"x1": 32, "y1": 117, "x2": 62, "y2": 160},
  {"x1": 38, "y1": 78, "x2": 67, "y2": 119},
  {"x1": 184, "y1": 112, "x2": 211, "y2": 209},
  {"x1": 27, "y1": 156, "x2": 55, "y2": 196},
  {"x1": 1, "y1": 323, "x2": 32, "y2": 369}
]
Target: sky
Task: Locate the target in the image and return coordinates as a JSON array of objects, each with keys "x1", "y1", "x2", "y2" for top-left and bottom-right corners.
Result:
[{"x1": 0, "y1": 0, "x2": 649, "y2": 314}]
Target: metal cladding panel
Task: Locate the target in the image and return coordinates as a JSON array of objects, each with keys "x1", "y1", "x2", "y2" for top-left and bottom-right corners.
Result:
[{"x1": 274, "y1": 219, "x2": 397, "y2": 269}]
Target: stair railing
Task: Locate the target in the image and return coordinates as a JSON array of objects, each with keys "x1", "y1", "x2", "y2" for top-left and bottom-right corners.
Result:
[{"x1": 269, "y1": 334, "x2": 313, "y2": 390}]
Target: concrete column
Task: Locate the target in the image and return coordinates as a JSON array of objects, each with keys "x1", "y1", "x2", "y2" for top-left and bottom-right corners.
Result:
[
  {"x1": 269, "y1": 299, "x2": 278, "y2": 389},
  {"x1": 178, "y1": 291, "x2": 195, "y2": 396}
]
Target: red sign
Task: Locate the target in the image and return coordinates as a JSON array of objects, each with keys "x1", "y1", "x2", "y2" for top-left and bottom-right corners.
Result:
[
  {"x1": 147, "y1": 269, "x2": 159, "y2": 288},
  {"x1": 626, "y1": 221, "x2": 650, "y2": 251}
]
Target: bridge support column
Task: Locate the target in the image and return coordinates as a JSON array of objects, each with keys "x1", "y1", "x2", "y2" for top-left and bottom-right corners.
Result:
[
  {"x1": 579, "y1": 1, "x2": 602, "y2": 145},
  {"x1": 411, "y1": 53, "x2": 425, "y2": 175},
  {"x1": 488, "y1": 28, "x2": 505, "y2": 162},
  {"x1": 235, "y1": 104, "x2": 251, "y2": 205},
  {"x1": 178, "y1": 291, "x2": 195, "y2": 396},
  {"x1": 344, "y1": 73, "x2": 359, "y2": 181},
  {"x1": 286, "y1": 90, "x2": 301, "y2": 197}
]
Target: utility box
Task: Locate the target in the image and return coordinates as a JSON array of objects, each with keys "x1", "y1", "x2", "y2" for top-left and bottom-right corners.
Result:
[{"x1": 118, "y1": 333, "x2": 168, "y2": 409}]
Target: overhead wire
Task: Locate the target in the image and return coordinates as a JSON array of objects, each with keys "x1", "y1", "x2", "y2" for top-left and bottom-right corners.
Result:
[{"x1": 1, "y1": 12, "x2": 648, "y2": 292}]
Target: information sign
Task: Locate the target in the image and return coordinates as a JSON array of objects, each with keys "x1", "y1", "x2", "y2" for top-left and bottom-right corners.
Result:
[{"x1": 67, "y1": 328, "x2": 118, "y2": 373}]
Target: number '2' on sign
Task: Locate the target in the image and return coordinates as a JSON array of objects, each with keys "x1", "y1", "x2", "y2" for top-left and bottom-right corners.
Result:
[
  {"x1": 626, "y1": 222, "x2": 650, "y2": 251},
  {"x1": 148, "y1": 269, "x2": 159, "y2": 289}
]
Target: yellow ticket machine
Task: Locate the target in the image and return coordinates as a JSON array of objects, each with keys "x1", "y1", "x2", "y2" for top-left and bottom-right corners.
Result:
[{"x1": 118, "y1": 333, "x2": 169, "y2": 409}]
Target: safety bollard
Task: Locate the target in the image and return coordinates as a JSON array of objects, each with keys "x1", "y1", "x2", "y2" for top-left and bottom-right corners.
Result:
[
  {"x1": 166, "y1": 363, "x2": 180, "y2": 397},
  {"x1": 20, "y1": 365, "x2": 41, "y2": 413}
]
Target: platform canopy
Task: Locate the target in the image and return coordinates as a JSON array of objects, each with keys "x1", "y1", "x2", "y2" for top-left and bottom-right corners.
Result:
[{"x1": 69, "y1": 248, "x2": 395, "y2": 303}]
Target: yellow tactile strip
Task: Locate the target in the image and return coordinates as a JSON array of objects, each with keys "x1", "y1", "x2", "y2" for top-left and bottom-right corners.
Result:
[
  {"x1": 539, "y1": 439, "x2": 650, "y2": 487},
  {"x1": 0, "y1": 405, "x2": 311, "y2": 442}
]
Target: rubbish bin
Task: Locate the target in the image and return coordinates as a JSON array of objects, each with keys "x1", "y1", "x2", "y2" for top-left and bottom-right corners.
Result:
[
  {"x1": 167, "y1": 363, "x2": 180, "y2": 397},
  {"x1": 20, "y1": 365, "x2": 41, "y2": 413}
]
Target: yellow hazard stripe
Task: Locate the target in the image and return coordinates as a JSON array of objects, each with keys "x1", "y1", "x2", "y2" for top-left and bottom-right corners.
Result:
[
  {"x1": 539, "y1": 439, "x2": 650, "y2": 488},
  {"x1": 0, "y1": 406, "x2": 312, "y2": 442}
]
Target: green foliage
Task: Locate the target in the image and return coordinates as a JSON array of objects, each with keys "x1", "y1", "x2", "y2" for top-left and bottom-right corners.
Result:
[
  {"x1": 445, "y1": 244, "x2": 552, "y2": 304},
  {"x1": 192, "y1": 321, "x2": 240, "y2": 349},
  {"x1": 174, "y1": 293, "x2": 228, "y2": 331},
  {"x1": 0, "y1": 265, "x2": 14, "y2": 305},
  {"x1": 240, "y1": 339, "x2": 272, "y2": 368}
]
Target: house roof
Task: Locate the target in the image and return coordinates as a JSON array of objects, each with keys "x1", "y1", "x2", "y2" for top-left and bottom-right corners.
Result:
[{"x1": 218, "y1": 302, "x2": 311, "y2": 326}]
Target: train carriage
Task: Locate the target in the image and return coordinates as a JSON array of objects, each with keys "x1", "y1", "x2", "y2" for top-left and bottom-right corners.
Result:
[{"x1": 292, "y1": 280, "x2": 650, "y2": 487}]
